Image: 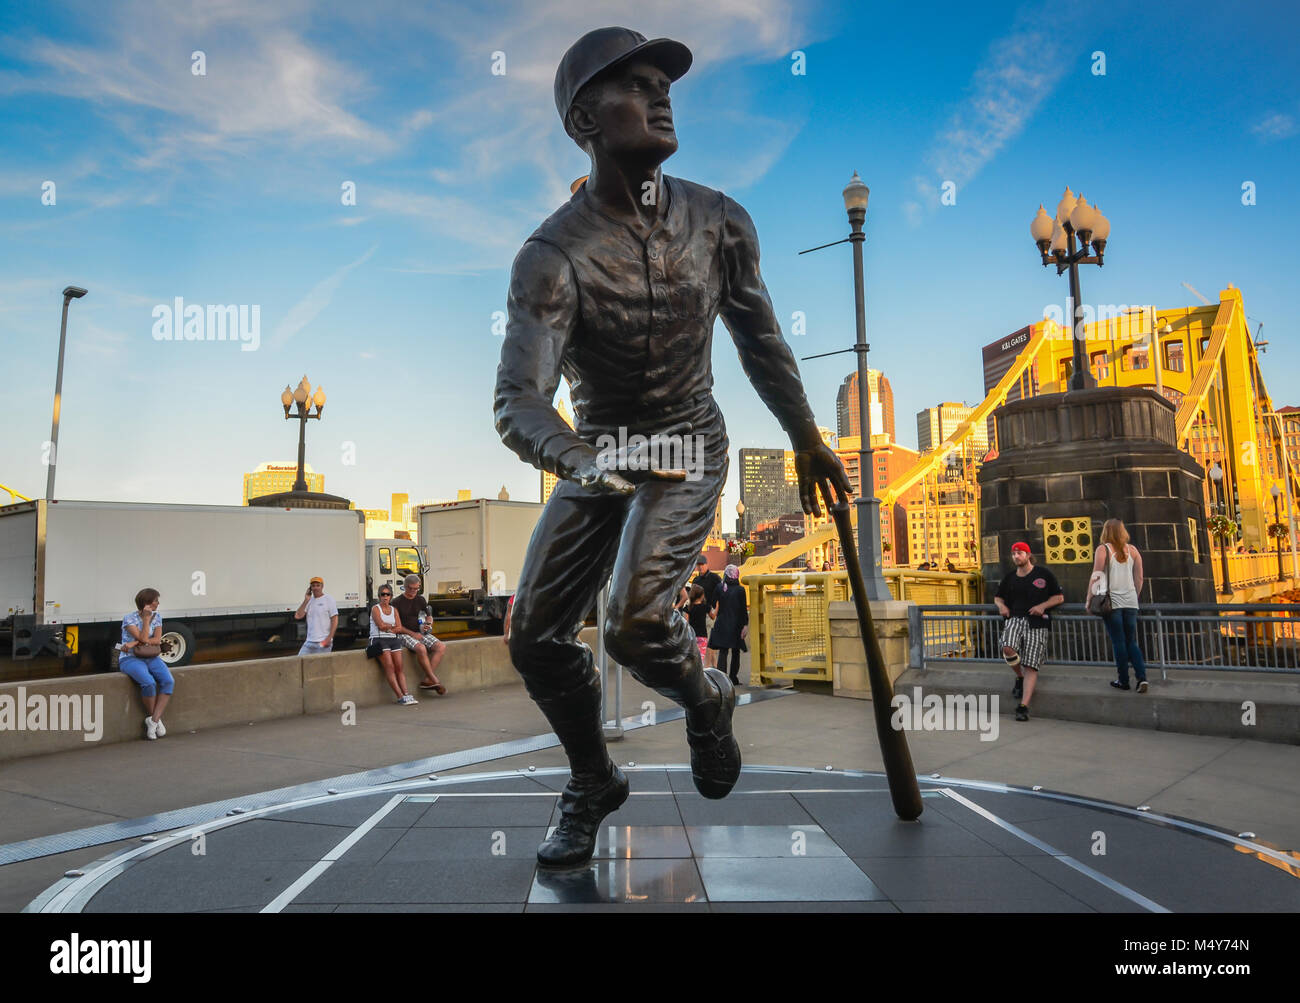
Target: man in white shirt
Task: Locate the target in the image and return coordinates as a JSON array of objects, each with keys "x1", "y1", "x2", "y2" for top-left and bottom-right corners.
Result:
[{"x1": 295, "y1": 576, "x2": 338, "y2": 655}]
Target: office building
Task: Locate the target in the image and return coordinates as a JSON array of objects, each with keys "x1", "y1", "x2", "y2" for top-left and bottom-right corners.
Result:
[
  {"x1": 243, "y1": 462, "x2": 323, "y2": 503},
  {"x1": 836, "y1": 370, "x2": 894, "y2": 441}
]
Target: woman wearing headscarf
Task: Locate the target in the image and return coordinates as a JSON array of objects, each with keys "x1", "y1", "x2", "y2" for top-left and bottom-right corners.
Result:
[{"x1": 707, "y1": 564, "x2": 749, "y2": 686}]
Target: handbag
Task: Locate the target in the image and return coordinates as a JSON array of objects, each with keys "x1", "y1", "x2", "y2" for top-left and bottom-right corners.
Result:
[
  {"x1": 1087, "y1": 546, "x2": 1113, "y2": 617},
  {"x1": 132, "y1": 611, "x2": 162, "y2": 657}
]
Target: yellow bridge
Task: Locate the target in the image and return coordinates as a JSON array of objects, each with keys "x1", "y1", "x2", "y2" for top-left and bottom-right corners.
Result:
[{"x1": 743, "y1": 284, "x2": 1299, "y2": 608}]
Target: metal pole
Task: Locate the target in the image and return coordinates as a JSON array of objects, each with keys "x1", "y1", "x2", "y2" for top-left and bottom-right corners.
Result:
[
  {"x1": 1275, "y1": 494, "x2": 1284, "y2": 582},
  {"x1": 1272, "y1": 413, "x2": 1299, "y2": 580},
  {"x1": 597, "y1": 582, "x2": 623, "y2": 740},
  {"x1": 294, "y1": 406, "x2": 309, "y2": 492},
  {"x1": 1065, "y1": 229, "x2": 1095, "y2": 391},
  {"x1": 848, "y1": 207, "x2": 890, "y2": 601},
  {"x1": 45, "y1": 295, "x2": 73, "y2": 501}
]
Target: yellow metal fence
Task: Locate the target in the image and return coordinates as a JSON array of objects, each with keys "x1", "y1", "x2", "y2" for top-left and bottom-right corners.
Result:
[{"x1": 744, "y1": 568, "x2": 981, "y2": 685}]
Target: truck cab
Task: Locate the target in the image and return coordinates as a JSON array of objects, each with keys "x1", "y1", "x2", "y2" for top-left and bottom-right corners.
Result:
[{"x1": 365, "y1": 539, "x2": 429, "y2": 603}]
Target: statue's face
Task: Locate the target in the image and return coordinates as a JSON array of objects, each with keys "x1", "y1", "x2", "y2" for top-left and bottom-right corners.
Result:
[{"x1": 579, "y1": 59, "x2": 677, "y2": 165}]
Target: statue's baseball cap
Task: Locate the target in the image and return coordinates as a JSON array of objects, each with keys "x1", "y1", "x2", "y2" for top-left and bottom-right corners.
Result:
[
  {"x1": 554, "y1": 27, "x2": 692, "y2": 123},
  {"x1": 1011, "y1": 542, "x2": 1032, "y2": 554}
]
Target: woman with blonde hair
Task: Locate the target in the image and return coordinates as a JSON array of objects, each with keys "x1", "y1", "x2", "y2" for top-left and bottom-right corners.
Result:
[{"x1": 1092, "y1": 518, "x2": 1148, "y2": 692}]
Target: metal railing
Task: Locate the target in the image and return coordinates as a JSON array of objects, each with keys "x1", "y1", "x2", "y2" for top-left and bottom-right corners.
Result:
[
  {"x1": 908, "y1": 603, "x2": 1300, "y2": 677},
  {"x1": 1212, "y1": 550, "x2": 1298, "y2": 593}
]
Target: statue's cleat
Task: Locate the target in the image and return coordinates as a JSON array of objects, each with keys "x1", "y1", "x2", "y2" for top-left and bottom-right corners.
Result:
[
  {"x1": 687, "y1": 669, "x2": 741, "y2": 799},
  {"x1": 537, "y1": 765, "x2": 629, "y2": 868}
]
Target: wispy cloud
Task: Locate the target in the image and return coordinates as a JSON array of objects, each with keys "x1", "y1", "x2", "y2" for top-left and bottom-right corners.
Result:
[
  {"x1": 269, "y1": 244, "x2": 378, "y2": 349},
  {"x1": 1251, "y1": 112, "x2": 1297, "y2": 141},
  {"x1": 902, "y1": 4, "x2": 1079, "y2": 225}
]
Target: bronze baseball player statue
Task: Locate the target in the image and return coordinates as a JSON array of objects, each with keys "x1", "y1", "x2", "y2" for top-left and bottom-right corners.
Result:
[{"x1": 495, "y1": 26, "x2": 852, "y2": 867}]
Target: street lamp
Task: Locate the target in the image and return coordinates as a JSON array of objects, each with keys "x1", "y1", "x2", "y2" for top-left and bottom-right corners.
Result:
[
  {"x1": 1209, "y1": 461, "x2": 1232, "y2": 595},
  {"x1": 735, "y1": 498, "x2": 745, "y2": 537},
  {"x1": 1271, "y1": 483, "x2": 1285, "y2": 582},
  {"x1": 1030, "y1": 188, "x2": 1111, "y2": 392},
  {"x1": 842, "y1": 171, "x2": 891, "y2": 601},
  {"x1": 45, "y1": 285, "x2": 88, "y2": 501},
  {"x1": 281, "y1": 375, "x2": 326, "y2": 493}
]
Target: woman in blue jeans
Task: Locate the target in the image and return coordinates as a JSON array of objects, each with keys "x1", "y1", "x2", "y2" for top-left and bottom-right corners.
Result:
[
  {"x1": 119, "y1": 587, "x2": 175, "y2": 740},
  {"x1": 1093, "y1": 519, "x2": 1148, "y2": 693}
]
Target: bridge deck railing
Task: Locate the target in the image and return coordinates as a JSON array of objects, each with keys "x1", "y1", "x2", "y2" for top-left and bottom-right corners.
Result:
[{"x1": 908, "y1": 603, "x2": 1300, "y2": 677}]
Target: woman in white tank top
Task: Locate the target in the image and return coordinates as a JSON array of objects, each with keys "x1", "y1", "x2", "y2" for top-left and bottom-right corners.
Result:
[
  {"x1": 370, "y1": 588, "x2": 416, "y2": 704},
  {"x1": 1092, "y1": 519, "x2": 1148, "y2": 692}
]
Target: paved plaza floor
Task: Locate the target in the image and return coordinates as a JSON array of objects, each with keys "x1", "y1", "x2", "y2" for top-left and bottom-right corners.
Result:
[{"x1": 4, "y1": 659, "x2": 1299, "y2": 913}]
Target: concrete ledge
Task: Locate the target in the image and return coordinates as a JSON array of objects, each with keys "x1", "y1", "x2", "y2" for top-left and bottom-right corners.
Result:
[
  {"x1": 899, "y1": 660, "x2": 1300, "y2": 744},
  {"x1": 0, "y1": 630, "x2": 595, "y2": 762}
]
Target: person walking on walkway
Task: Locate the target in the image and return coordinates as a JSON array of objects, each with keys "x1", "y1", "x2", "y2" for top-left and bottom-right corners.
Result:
[
  {"x1": 994, "y1": 542, "x2": 1065, "y2": 722},
  {"x1": 708, "y1": 565, "x2": 749, "y2": 687},
  {"x1": 1093, "y1": 518, "x2": 1148, "y2": 693}
]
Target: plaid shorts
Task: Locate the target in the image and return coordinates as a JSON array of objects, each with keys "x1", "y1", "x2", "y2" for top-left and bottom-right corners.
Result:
[
  {"x1": 401, "y1": 633, "x2": 442, "y2": 650},
  {"x1": 1000, "y1": 616, "x2": 1048, "y2": 671}
]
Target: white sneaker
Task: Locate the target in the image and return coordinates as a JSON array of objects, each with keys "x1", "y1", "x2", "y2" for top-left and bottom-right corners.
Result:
[
  {"x1": 400, "y1": 694, "x2": 419, "y2": 705},
  {"x1": 154, "y1": 718, "x2": 166, "y2": 737},
  {"x1": 144, "y1": 716, "x2": 158, "y2": 741}
]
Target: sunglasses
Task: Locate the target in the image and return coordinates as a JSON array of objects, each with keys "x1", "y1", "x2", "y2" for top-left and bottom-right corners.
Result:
[{"x1": 379, "y1": 592, "x2": 392, "y2": 598}]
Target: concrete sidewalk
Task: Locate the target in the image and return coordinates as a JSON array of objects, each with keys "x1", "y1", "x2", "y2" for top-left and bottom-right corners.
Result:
[{"x1": 3, "y1": 655, "x2": 1298, "y2": 911}]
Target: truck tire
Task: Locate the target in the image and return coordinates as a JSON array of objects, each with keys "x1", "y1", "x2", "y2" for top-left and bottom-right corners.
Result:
[{"x1": 160, "y1": 622, "x2": 196, "y2": 667}]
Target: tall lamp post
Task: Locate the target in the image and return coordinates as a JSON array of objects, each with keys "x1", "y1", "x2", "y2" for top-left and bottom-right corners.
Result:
[
  {"x1": 1271, "y1": 483, "x2": 1285, "y2": 582},
  {"x1": 1029, "y1": 189, "x2": 1111, "y2": 391},
  {"x1": 45, "y1": 285, "x2": 88, "y2": 500},
  {"x1": 281, "y1": 376, "x2": 326, "y2": 493},
  {"x1": 735, "y1": 499, "x2": 745, "y2": 538},
  {"x1": 1209, "y1": 462, "x2": 1232, "y2": 595},
  {"x1": 842, "y1": 172, "x2": 891, "y2": 601}
]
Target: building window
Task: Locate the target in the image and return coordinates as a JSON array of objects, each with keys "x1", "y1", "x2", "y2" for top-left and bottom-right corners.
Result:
[
  {"x1": 1125, "y1": 344, "x2": 1149, "y2": 370},
  {"x1": 1091, "y1": 351, "x2": 1109, "y2": 379},
  {"x1": 1164, "y1": 340, "x2": 1185, "y2": 372}
]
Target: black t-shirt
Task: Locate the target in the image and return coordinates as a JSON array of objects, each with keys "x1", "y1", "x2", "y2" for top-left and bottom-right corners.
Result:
[
  {"x1": 694, "y1": 570, "x2": 721, "y2": 607},
  {"x1": 995, "y1": 565, "x2": 1064, "y2": 629},
  {"x1": 687, "y1": 601, "x2": 710, "y2": 638},
  {"x1": 391, "y1": 593, "x2": 428, "y2": 632}
]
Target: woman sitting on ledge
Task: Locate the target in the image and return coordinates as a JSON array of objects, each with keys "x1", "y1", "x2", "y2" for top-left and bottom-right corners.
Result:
[{"x1": 120, "y1": 588, "x2": 174, "y2": 740}]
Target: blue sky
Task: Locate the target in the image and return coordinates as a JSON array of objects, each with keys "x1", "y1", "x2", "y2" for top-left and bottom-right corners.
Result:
[{"x1": 2, "y1": 0, "x2": 1297, "y2": 530}]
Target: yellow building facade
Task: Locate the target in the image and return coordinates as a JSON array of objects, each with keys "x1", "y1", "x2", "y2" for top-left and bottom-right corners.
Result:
[{"x1": 243, "y1": 462, "x2": 323, "y2": 503}]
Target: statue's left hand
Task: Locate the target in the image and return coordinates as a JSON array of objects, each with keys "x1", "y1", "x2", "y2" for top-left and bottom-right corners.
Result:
[{"x1": 794, "y1": 441, "x2": 853, "y2": 517}]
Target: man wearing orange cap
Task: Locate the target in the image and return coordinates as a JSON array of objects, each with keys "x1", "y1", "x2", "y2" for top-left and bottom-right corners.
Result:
[
  {"x1": 495, "y1": 27, "x2": 851, "y2": 866},
  {"x1": 993, "y1": 542, "x2": 1064, "y2": 721},
  {"x1": 294, "y1": 576, "x2": 338, "y2": 656}
]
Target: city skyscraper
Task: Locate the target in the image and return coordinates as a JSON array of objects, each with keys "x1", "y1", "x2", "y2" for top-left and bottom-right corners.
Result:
[
  {"x1": 917, "y1": 402, "x2": 989, "y2": 454},
  {"x1": 539, "y1": 396, "x2": 575, "y2": 504},
  {"x1": 836, "y1": 369, "x2": 894, "y2": 441},
  {"x1": 738, "y1": 448, "x2": 801, "y2": 536},
  {"x1": 243, "y1": 462, "x2": 323, "y2": 503}
]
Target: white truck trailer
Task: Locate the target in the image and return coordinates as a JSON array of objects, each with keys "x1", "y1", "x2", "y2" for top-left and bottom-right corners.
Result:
[
  {"x1": 415, "y1": 499, "x2": 543, "y2": 632},
  {"x1": 0, "y1": 499, "x2": 388, "y2": 669}
]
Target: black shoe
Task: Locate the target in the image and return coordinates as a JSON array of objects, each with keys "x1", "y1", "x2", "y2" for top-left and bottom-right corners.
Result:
[
  {"x1": 687, "y1": 669, "x2": 741, "y2": 799},
  {"x1": 1015, "y1": 704, "x2": 1029, "y2": 722},
  {"x1": 537, "y1": 765, "x2": 629, "y2": 868},
  {"x1": 1012, "y1": 676, "x2": 1023, "y2": 700},
  {"x1": 1109, "y1": 680, "x2": 1131, "y2": 691}
]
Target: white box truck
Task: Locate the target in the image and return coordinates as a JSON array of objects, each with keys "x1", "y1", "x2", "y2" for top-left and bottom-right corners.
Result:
[
  {"x1": 0, "y1": 499, "x2": 387, "y2": 669},
  {"x1": 415, "y1": 499, "x2": 543, "y2": 632}
]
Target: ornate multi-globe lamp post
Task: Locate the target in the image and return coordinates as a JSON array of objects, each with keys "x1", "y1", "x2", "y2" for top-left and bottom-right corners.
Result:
[
  {"x1": 1208, "y1": 461, "x2": 1233, "y2": 595},
  {"x1": 1030, "y1": 188, "x2": 1112, "y2": 392},
  {"x1": 281, "y1": 376, "x2": 326, "y2": 493}
]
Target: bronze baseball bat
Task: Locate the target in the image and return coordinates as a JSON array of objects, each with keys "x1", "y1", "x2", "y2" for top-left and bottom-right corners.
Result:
[{"x1": 829, "y1": 500, "x2": 923, "y2": 820}]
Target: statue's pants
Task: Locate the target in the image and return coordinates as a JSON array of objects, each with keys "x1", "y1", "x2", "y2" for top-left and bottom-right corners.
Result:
[{"x1": 508, "y1": 395, "x2": 729, "y2": 788}]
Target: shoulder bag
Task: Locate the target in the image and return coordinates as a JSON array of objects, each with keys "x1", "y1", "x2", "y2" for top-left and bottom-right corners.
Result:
[{"x1": 1087, "y1": 546, "x2": 1113, "y2": 617}]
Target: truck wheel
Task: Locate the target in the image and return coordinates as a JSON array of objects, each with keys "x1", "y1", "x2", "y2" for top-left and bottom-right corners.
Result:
[{"x1": 160, "y1": 622, "x2": 196, "y2": 666}]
